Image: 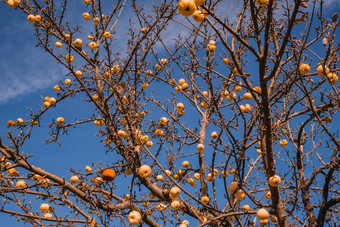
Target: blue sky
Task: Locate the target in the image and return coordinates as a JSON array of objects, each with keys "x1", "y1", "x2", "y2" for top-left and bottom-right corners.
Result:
[{"x1": 0, "y1": 0, "x2": 340, "y2": 226}]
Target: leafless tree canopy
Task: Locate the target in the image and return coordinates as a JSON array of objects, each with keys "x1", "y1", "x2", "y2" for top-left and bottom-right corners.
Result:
[{"x1": 0, "y1": 0, "x2": 339, "y2": 226}]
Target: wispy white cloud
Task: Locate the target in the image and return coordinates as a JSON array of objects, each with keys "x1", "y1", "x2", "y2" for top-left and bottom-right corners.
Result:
[{"x1": 0, "y1": 14, "x2": 64, "y2": 104}]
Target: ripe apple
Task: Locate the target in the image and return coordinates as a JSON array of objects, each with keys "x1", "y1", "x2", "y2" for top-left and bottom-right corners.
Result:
[
  {"x1": 268, "y1": 174, "x2": 281, "y2": 187},
  {"x1": 85, "y1": 166, "x2": 92, "y2": 173},
  {"x1": 171, "y1": 200, "x2": 181, "y2": 210},
  {"x1": 92, "y1": 94, "x2": 99, "y2": 101},
  {"x1": 220, "y1": 171, "x2": 229, "y2": 177},
  {"x1": 156, "y1": 175, "x2": 163, "y2": 181},
  {"x1": 128, "y1": 210, "x2": 142, "y2": 225},
  {"x1": 279, "y1": 139, "x2": 288, "y2": 147},
  {"x1": 182, "y1": 161, "x2": 189, "y2": 168},
  {"x1": 74, "y1": 39, "x2": 83, "y2": 48},
  {"x1": 93, "y1": 17, "x2": 100, "y2": 25},
  {"x1": 235, "y1": 189, "x2": 246, "y2": 200},
  {"x1": 7, "y1": 120, "x2": 15, "y2": 127},
  {"x1": 257, "y1": 208, "x2": 270, "y2": 220},
  {"x1": 194, "y1": 173, "x2": 200, "y2": 180},
  {"x1": 211, "y1": 131, "x2": 218, "y2": 139},
  {"x1": 299, "y1": 63, "x2": 310, "y2": 74},
  {"x1": 228, "y1": 182, "x2": 238, "y2": 193},
  {"x1": 260, "y1": 219, "x2": 269, "y2": 226},
  {"x1": 155, "y1": 129, "x2": 164, "y2": 137},
  {"x1": 178, "y1": 78, "x2": 186, "y2": 85},
  {"x1": 242, "y1": 204, "x2": 250, "y2": 211},
  {"x1": 43, "y1": 212, "x2": 53, "y2": 219},
  {"x1": 243, "y1": 92, "x2": 252, "y2": 100},
  {"x1": 141, "y1": 83, "x2": 149, "y2": 89},
  {"x1": 181, "y1": 82, "x2": 188, "y2": 90},
  {"x1": 88, "y1": 35, "x2": 93, "y2": 40},
  {"x1": 271, "y1": 215, "x2": 278, "y2": 222},
  {"x1": 244, "y1": 104, "x2": 251, "y2": 112},
  {"x1": 193, "y1": 10, "x2": 205, "y2": 22},
  {"x1": 49, "y1": 97, "x2": 56, "y2": 105},
  {"x1": 74, "y1": 70, "x2": 83, "y2": 78},
  {"x1": 15, "y1": 180, "x2": 27, "y2": 188},
  {"x1": 7, "y1": 0, "x2": 15, "y2": 8},
  {"x1": 94, "y1": 119, "x2": 104, "y2": 126},
  {"x1": 178, "y1": 0, "x2": 196, "y2": 17},
  {"x1": 139, "y1": 165, "x2": 152, "y2": 178},
  {"x1": 170, "y1": 186, "x2": 181, "y2": 199},
  {"x1": 265, "y1": 191, "x2": 271, "y2": 199},
  {"x1": 53, "y1": 85, "x2": 59, "y2": 92},
  {"x1": 89, "y1": 41, "x2": 97, "y2": 49},
  {"x1": 65, "y1": 54, "x2": 74, "y2": 63},
  {"x1": 316, "y1": 64, "x2": 330, "y2": 77},
  {"x1": 70, "y1": 175, "x2": 79, "y2": 184},
  {"x1": 201, "y1": 195, "x2": 210, "y2": 204},
  {"x1": 234, "y1": 85, "x2": 242, "y2": 92},
  {"x1": 27, "y1": 15, "x2": 36, "y2": 23},
  {"x1": 197, "y1": 143, "x2": 204, "y2": 152},
  {"x1": 65, "y1": 79, "x2": 71, "y2": 85},
  {"x1": 103, "y1": 31, "x2": 111, "y2": 38},
  {"x1": 83, "y1": 12, "x2": 91, "y2": 21},
  {"x1": 187, "y1": 177, "x2": 195, "y2": 186},
  {"x1": 326, "y1": 72, "x2": 338, "y2": 84},
  {"x1": 207, "y1": 173, "x2": 214, "y2": 182},
  {"x1": 43, "y1": 101, "x2": 51, "y2": 109},
  {"x1": 40, "y1": 203, "x2": 50, "y2": 213},
  {"x1": 55, "y1": 42, "x2": 62, "y2": 48},
  {"x1": 56, "y1": 117, "x2": 64, "y2": 125},
  {"x1": 223, "y1": 58, "x2": 230, "y2": 65},
  {"x1": 146, "y1": 140, "x2": 153, "y2": 147},
  {"x1": 102, "y1": 169, "x2": 116, "y2": 182},
  {"x1": 253, "y1": 86, "x2": 261, "y2": 94},
  {"x1": 34, "y1": 14, "x2": 41, "y2": 23},
  {"x1": 177, "y1": 102, "x2": 185, "y2": 110}
]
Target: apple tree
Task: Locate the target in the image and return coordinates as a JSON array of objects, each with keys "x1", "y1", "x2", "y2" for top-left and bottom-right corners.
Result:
[{"x1": 0, "y1": 0, "x2": 339, "y2": 226}]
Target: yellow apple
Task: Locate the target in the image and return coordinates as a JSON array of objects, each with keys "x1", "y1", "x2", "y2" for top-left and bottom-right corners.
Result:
[
  {"x1": 103, "y1": 31, "x2": 111, "y2": 38},
  {"x1": 40, "y1": 203, "x2": 50, "y2": 213},
  {"x1": 70, "y1": 175, "x2": 79, "y2": 184},
  {"x1": 242, "y1": 204, "x2": 250, "y2": 211},
  {"x1": 180, "y1": 161, "x2": 189, "y2": 168},
  {"x1": 65, "y1": 79, "x2": 71, "y2": 85},
  {"x1": 139, "y1": 165, "x2": 152, "y2": 178},
  {"x1": 178, "y1": 0, "x2": 196, "y2": 17},
  {"x1": 65, "y1": 54, "x2": 74, "y2": 63},
  {"x1": 89, "y1": 41, "x2": 97, "y2": 49},
  {"x1": 201, "y1": 195, "x2": 209, "y2": 204},
  {"x1": 27, "y1": 15, "x2": 36, "y2": 23},
  {"x1": 197, "y1": 143, "x2": 204, "y2": 152},
  {"x1": 228, "y1": 182, "x2": 238, "y2": 193},
  {"x1": 15, "y1": 180, "x2": 27, "y2": 188},
  {"x1": 85, "y1": 166, "x2": 92, "y2": 173},
  {"x1": 193, "y1": 10, "x2": 205, "y2": 22},
  {"x1": 128, "y1": 210, "x2": 142, "y2": 225},
  {"x1": 171, "y1": 200, "x2": 181, "y2": 210},
  {"x1": 316, "y1": 64, "x2": 330, "y2": 77},
  {"x1": 93, "y1": 17, "x2": 100, "y2": 25},
  {"x1": 299, "y1": 63, "x2": 310, "y2": 74},
  {"x1": 268, "y1": 175, "x2": 281, "y2": 187},
  {"x1": 56, "y1": 117, "x2": 64, "y2": 125},
  {"x1": 194, "y1": 173, "x2": 200, "y2": 180},
  {"x1": 74, "y1": 38, "x2": 83, "y2": 47},
  {"x1": 83, "y1": 12, "x2": 91, "y2": 21},
  {"x1": 257, "y1": 208, "x2": 270, "y2": 220},
  {"x1": 235, "y1": 189, "x2": 246, "y2": 200},
  {"x1": 55, "y1": 42, "x2": 62, "y2": 48}
]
